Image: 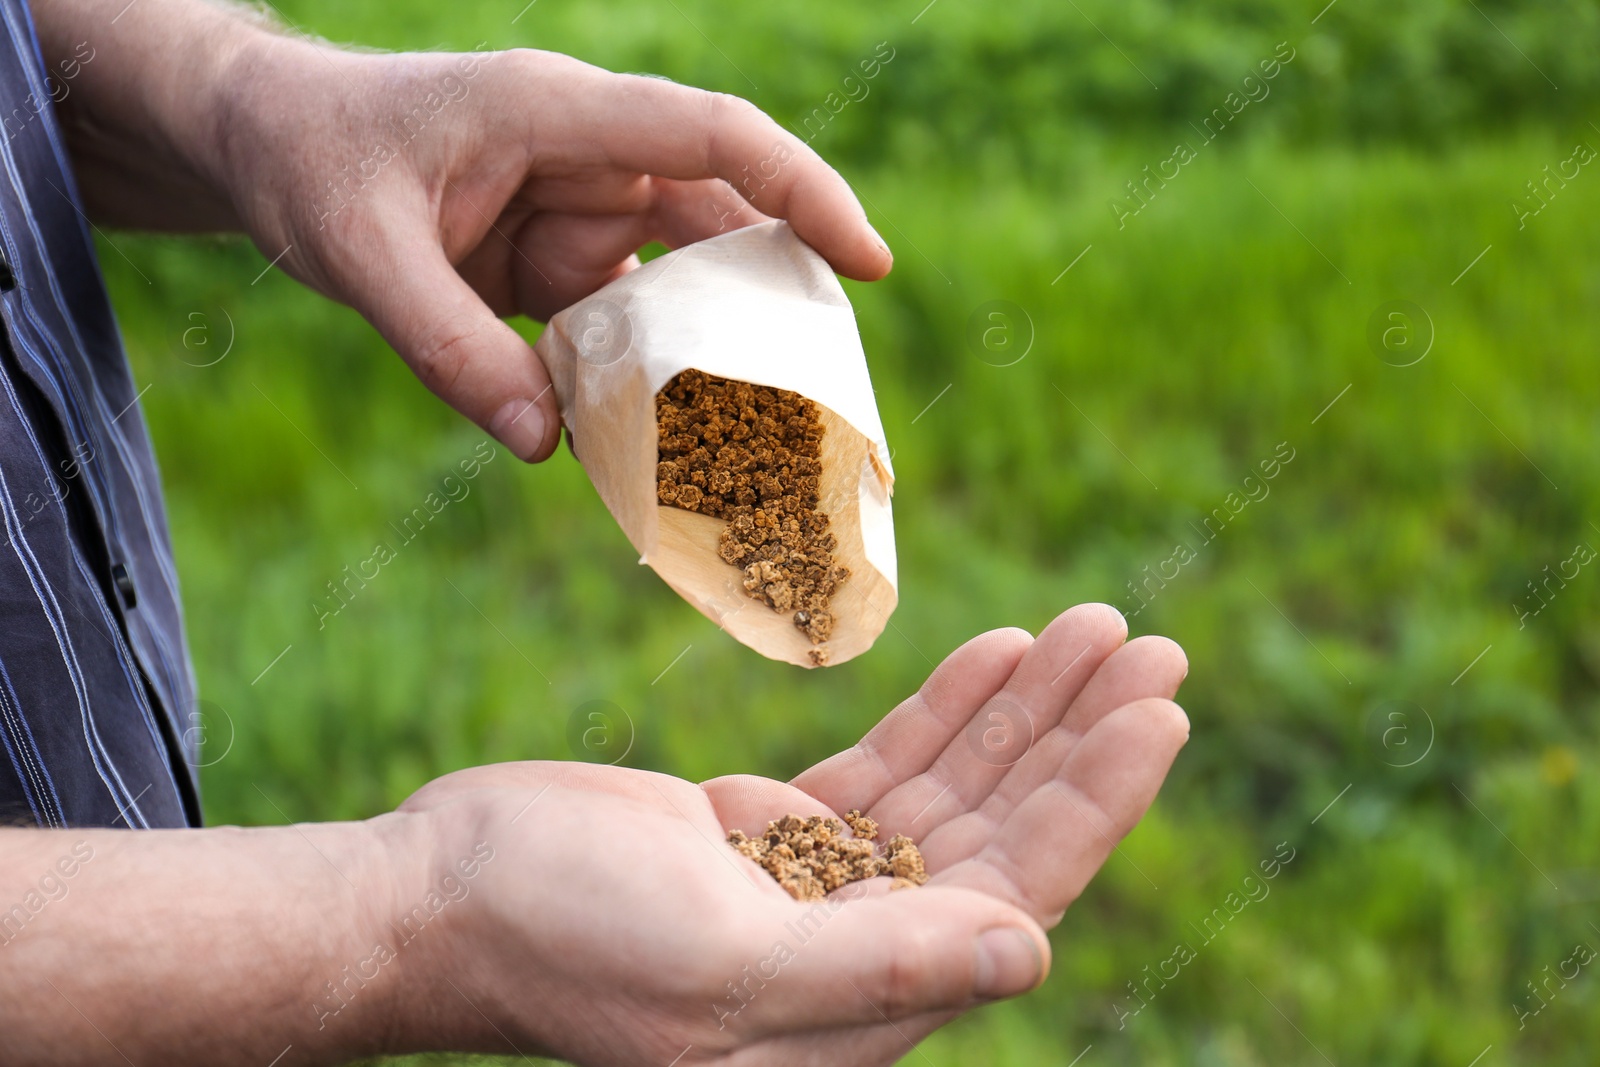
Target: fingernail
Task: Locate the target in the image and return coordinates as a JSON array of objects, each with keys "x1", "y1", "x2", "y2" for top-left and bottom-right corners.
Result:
[
  {"x1": 490, "y1": 398, "x2": 547, "y2": 462},
  {"x1": 973, "y1": 927, "x2": 1042, "y2": 1000},
  {"x1": 867, "y1": 221, "x2": 891, "y2": 257}
]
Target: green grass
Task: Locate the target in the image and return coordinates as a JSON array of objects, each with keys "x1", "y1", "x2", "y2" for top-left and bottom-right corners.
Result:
[{"x1": 96, "y1": 1, "x2": 1598, "y2": 1063}]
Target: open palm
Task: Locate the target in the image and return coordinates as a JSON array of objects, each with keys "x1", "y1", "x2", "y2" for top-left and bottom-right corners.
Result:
[{"x1": 395, "y1": 603, "x2": 1188, "y2": 1065}]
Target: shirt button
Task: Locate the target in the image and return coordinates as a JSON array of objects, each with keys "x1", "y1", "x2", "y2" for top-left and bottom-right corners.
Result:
[{"x1": 111, "y1": 562, "x2": 137, "y2": 609}]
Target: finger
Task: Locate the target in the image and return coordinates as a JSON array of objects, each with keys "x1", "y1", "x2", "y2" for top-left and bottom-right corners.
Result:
[
  {"x1": 1062, "y1": 634, "x2": 1187, "y2": 732},
  {"x1": 497, "y1": 179, "x2": 766, "y2": 320},
  {"x1": 702, "y1": 773, "x2": 843, "y2": 836},
  {"x1": 865, "y1": 604, "x2": 1129, "y2": 832},
  {"x1": 351, "y1": 222, "x2": 559, "y2": 462},
  {"x1": 914, "y1": 636, "x2": 1189, "y2": 871},
  {"x1": 937, "y1": 697, "x2": 1190, "y2": 925},
  {"x1": 649, "y1": 176, "x2": 771, "y2": 248},
  {"x1": 502, "y1": 210, "x2": 654, "y2": 318},
  {"x1": 537, "y1": 60, "x2": 892, "y2": 279},
  {"x1": 791, "y1": 627, "x2": 1032, "y2": 815},
  {"x1": 731, "y1": 886, "x2": 1049, "y2": 1038}
]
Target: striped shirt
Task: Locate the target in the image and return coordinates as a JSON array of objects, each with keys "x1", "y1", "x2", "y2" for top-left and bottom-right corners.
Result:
[{"x1": 0, "y1": 0, "x2": 198, "y2": 828}]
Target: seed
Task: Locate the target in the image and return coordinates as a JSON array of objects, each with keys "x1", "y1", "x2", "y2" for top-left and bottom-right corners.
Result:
[
  {"x1": 728, "y1": 810, "x2": 929, "y2": 902},
  {"x1": 655, "y1": 370, "x2": 850, "y2": 653}
]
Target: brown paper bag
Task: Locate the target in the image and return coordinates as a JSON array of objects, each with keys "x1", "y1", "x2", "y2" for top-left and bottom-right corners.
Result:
[{"x1": 534, "y1": 220, "x2": 897, "y2": 668}]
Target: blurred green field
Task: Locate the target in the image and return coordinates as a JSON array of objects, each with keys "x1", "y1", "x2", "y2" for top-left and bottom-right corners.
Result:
[{"x1": 99, "y1": 1, "x2": 1598, "y2": 1064}]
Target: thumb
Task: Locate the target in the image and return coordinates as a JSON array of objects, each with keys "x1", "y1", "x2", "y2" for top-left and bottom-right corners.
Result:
[
  {"x1": 743, "y1": 886, "x2": 1051, "y2": 1034},
  {"x1": 354, "y1": 227, "x2": 560, "y2": 462}
]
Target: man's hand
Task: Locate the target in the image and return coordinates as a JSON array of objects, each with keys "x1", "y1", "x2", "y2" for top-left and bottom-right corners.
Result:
[
  {"x1": 387, "y1": 603, "x2": 1188, "y2": 1065},
  {"x1": 38, "y1": 0, "x2": 892, "y2": 462},
  {"x1": 0, "y1": 604, "x2": 1184, "y2": 1065}
]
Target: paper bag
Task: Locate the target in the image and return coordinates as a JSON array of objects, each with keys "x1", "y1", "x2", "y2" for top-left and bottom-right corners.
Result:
[{"x1": 533, "y1": 220, "x2": 897, "y2": 668}]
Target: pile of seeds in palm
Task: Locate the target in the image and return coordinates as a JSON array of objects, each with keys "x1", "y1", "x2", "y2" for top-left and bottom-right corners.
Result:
[
  {"x1": 727, "y1": 809, "x2": 929, "y2": 902},
  {"x1": 655, "y1": 370, "x2": 850, "y2": 664}
]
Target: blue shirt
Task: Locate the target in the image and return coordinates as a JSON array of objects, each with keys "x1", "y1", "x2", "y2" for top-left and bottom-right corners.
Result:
[{"x1": 0, "y1": 0, "x2": 198, "y2": 828}]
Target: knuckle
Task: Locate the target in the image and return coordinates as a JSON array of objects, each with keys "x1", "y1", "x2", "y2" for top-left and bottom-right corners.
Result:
[
  {"x1": 410, "y1": 318, "x2": 480, "y2": 397},
  {"x1": 704, "y1": 91, "x2": 765, "y2": 164},
  {"x1": 710, "y1": 90, "x2": 762, "y2": 120},
  {"x1": 497, "y1": 47, "x2": 563, "y2": 81},
  {"x1": 487, "y1": 49, "x2": 590, "y2": 109},
  {"x1": 981, "y1": 843, "x2": 1048, "y2": 913},
  {"x1": 1070, "y1": 779, "x2": 1123, "y2": 843},
  {"x1": 872, "y1": 926, "x2": 936, "y2": 1019}
]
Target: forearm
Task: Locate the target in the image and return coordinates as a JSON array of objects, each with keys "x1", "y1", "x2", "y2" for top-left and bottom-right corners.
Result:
[
  {"x1": 0, "y1": 816, "x2": 420, "y2": 1066},
  {"x1": 31, "y1": 0, "x2": 281, "y2": 230}
]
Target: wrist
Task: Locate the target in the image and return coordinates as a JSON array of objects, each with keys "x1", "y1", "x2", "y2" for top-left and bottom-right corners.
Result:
[
  {"x1": 171, "y1": 9, "x2": 312, "y2": 226},
  {"x1": 34, "y1": 0, "x2": 286, "y2": 229},
  {"x1": 204, "y1": 814, "x2": 430, "y2": 1065},
  {"x1": 372, "y1": 801, "x2": 548, "y2": 1059},
  {"x1": 283, "y1": 808, "x2": 426, "y2": 1060}
]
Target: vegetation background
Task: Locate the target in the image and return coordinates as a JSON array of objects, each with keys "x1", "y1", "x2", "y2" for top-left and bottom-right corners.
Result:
[{"x1": 102, "y1": 0, "x2": 1598, "y2": 1063}]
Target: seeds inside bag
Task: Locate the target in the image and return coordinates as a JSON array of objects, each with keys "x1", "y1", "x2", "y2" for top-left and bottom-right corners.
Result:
[
  {"x1": 727, "y1": 810, "x2": 929, "y2": 902},
  {"x1": 534, "y1": 221, "x2": 897, "y2": 668},
  {"x1": 655, "y1": 369, "x2": 851, "y2": 664}
]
